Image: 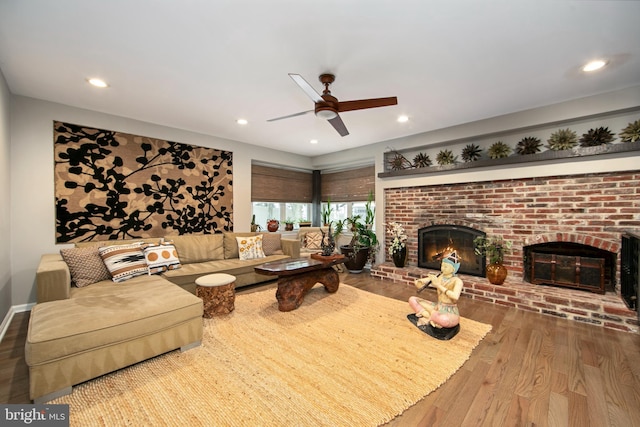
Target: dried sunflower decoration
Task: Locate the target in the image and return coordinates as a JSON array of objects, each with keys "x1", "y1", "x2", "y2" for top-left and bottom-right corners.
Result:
[
  {"x1": 387, "y1": 151, "x2": 412, "y2": 170},
  {"x1": 579, "y1": 126, "x2": 615, "y2": 147},
  {"x1": 619, "y1": 119, "x2": 640, "y2": 143},
  {"x1": 413, "y1": 152, "x2": 432, "y2": 168},
  {"x1": 488, "y1": 141, "x2": 511, "y2": 159},
  {"x1": 436, "y1": 149, "x2": 456, "y2": 166},
  {"x1": 547, "y1": 128, "x2": 578, "y2": 151},
  {"x1": 515, "y1": 136, "x2": 542, "y2": 155},
  {"x1": 461, "y1": 143, "x2": 482, "y2": 162}
]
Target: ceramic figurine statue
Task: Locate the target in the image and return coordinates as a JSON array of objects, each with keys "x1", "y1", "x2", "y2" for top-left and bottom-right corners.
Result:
[{"x1": 408, "y1": 251, "x2": 463, "y2": 340}]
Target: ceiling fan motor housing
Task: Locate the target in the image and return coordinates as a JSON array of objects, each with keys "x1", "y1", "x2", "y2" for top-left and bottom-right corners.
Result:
[{"x1": 315, "y1": 94, "x2": 338, "y2": 119}]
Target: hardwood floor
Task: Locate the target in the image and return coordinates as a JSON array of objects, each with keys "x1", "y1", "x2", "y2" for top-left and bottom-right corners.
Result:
[{"x1": 2, "y1": 272, "x2": 640, "y2": 426}]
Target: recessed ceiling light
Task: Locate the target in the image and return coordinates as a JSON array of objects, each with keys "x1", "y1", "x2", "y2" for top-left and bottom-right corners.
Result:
[
  {"x1": 582, "y1": 60, "x2": 607, "y2": 72},
  {"x1": 310, "y1": 139, "x2": 318, "y2": 144},
  {"x1": 87, "y1": 78, "x2": 108, "y2": 88},
  {"x1": 236, "y1": 119, "x2": 248, "y2": 125},
  {"x1": 397, "y1": 115, "x2": 409, "y2": 123}
]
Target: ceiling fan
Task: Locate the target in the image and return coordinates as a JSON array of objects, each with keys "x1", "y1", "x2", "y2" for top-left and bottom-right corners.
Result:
[{"x1": 267, "y1": 73, "x2": 398, "y2": 137}]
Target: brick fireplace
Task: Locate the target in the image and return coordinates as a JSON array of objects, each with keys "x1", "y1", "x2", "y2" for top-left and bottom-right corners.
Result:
[{"x1": 373, "y1": 170, "x2": 640, "y2": 333}]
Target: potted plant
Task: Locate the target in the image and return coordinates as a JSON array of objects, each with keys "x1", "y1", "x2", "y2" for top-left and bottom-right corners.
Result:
[
  {"x1": 297, "y1": 218, "x2": 312, "y2": 227},
  {"x1": 473, "y1": 235, "x2": 512, "y2": 285},
  {"x1": 283, "y1": 218, "x2": 295, "y2": 231},
  {"x1": 266, "y1": 218, "x2": 279, "y2": 232},
  {"x1": 387, "y1": 221, "x2": 408, "y2": 267},
  {"x1": 322, "y1": 198, "x2": 333, "y2": 226},
  {"x1": 364, "y1": 191, "x2": 375, "y2": 228},
  {"x1": 340, "y1": 215, "x2": 378, "y2": 273}
]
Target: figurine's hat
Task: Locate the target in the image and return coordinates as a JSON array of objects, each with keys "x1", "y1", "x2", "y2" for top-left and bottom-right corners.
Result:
[{"x1": 442, "y1": 250, "x2": 461, "y2": 274}]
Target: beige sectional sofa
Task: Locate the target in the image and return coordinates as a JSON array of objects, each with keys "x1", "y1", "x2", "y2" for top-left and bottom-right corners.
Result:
[{"x1": 27, "y1": 232, "x2": 300, "y2": 403}]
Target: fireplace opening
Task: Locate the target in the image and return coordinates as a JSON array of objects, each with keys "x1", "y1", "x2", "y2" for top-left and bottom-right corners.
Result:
[
  {"x1": 418, "y1": 225, "x2": 485, "y2": 277},
  {"x1": 523, "y1": 242, "x2": 616, "y2": 294}
]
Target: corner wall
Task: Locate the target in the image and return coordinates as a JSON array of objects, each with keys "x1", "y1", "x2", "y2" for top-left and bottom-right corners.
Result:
[
  {"x1": 0, "y1": 68, "x2": 11, "y2": 323},
  {"x1": 9, "y1": 96, "x2": 312, "y2": 306}
]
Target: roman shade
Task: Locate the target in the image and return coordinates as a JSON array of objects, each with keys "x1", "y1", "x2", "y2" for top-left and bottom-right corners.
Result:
[
  {"x1": 320, "y1": 165, "x2": 375, "y2": 202},
  {"x1": 251, "y1": 165, "x2": 313, "y2": 203}
]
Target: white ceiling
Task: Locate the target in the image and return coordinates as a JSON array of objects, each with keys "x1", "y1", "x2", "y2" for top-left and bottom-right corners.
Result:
[{"x1": 1, "y1": 1, "x2": 639, "y2": 157}]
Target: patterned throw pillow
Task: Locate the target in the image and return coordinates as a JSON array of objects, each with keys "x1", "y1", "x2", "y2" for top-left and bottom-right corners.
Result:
[
  {"x1": 99, "y1": 243, "x2": 148, "y2": 282},
  {"x1": 304, "y1": 232, "x2": 323, "y2": 250},
  {"x1": 261, "y1": 233, "x2": 283, "y2": 255},
  {"x1": 236, "y1": 235, "x2": 266, "y2": 260},
  {"x1": 143, "y1": 243, "x2": 182, "y2": 275},
  {"x1": 60, "y1": 246, "x2": 112, "y2": 287}
]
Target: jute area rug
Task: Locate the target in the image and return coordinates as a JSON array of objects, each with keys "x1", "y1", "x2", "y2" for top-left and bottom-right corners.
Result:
[{"x1": 53, "y1": 284, "x2": 492, "y2": 426}]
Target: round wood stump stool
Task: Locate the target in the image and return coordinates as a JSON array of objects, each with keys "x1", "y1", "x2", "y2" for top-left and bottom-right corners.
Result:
[{"x1": 195, "y1": 273, "x2": 236, "y2": 318}]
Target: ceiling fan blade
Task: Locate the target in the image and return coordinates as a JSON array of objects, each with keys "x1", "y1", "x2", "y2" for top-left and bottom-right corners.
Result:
[
  {"x1": 328, "y1": 115, "x2": 349, "y2": 137},
  {"x1": 288, "y1": 73, "x2": 323, "y2": 103},
  {"x1": 267, "y1": 110, "x2": 314, "y2": 122},
  {"x1": 338, "y1": 97, "x2": 398, "y2": 112}
]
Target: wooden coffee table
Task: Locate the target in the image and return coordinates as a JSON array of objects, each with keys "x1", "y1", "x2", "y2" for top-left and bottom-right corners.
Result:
[{"x1": 255, "y1": 254, "x2": 345, "y2": 312}]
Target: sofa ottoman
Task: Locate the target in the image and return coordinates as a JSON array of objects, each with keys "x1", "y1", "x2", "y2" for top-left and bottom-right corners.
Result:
[{"x1": 25, "y1": 276, "x2": 203, "y2": 403}]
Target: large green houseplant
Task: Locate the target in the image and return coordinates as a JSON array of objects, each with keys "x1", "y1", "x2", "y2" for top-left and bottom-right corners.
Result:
[{"x1": 339, "y1": 194, "x2": 378, "y2": 273}]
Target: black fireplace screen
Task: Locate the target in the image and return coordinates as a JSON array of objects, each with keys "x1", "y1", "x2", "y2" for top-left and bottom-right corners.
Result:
[{"x1": 418, "y1": 225, "x2": 486, "y2": 277}]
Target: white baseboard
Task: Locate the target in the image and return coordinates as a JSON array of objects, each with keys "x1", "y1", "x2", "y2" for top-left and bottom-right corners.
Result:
[{"x1": 0, "y1": 303, "x2": 34, "y2": 344}]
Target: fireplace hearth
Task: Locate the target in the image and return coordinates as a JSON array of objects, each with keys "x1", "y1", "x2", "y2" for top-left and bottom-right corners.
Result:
[{"x1": 418, "y1": 224, "x2": 485, "y2": 277}]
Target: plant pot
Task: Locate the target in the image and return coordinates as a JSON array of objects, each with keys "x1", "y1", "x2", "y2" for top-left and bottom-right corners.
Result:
[
  {"x1": 392, "y1": 247, "x2": 407, "y2": 268},
  {"x1": 340, "y1": 245, "x2": 370, "y2": 273},
  {"x1": 298, "y1": 222, "x2": 311, "y2": 227},
  {"x1": 486, "y1": 262, "x2": 508, "y2": 285},
  {"x1": 284, "y1": 223, "x2": 294, "y2": 231},
  {"x1": 267, "y1": 220, "x2": 279, "y2": 232}
]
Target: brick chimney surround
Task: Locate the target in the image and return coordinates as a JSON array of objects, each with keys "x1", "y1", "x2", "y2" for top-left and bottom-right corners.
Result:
[{"x1": 372, "y1": 170, "x2": 640, "y2": 333}]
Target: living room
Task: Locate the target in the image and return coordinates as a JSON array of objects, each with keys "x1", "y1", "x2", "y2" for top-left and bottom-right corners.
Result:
[{"x1": 1, "y1": 1, "x2": 640, "y2": 425}]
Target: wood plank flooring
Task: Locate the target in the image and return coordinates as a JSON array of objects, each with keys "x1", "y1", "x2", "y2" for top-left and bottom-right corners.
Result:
[{"x1": 2, "y1": 272, "x2": 639, "y2": 426}]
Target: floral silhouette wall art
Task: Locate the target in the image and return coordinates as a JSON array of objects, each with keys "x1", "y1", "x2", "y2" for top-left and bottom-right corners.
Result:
[{"x1": 54, "y1": 121, "x2": 233, "y2": 243}]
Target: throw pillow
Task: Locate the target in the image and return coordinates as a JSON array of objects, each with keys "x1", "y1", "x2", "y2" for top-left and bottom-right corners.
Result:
[
  {"x1": 143, "y1": 243, "x2": 182, "y2": 274},
  {"x1": 236, "y1": 235, "x2": 266, "y2": 260},
  {"x1": 99, "y1": 243, "x2": 148, "y2": 283},
  {"x1": 261, "y1": 233, "x2": 283, "y2": 255},
  {"x1": 304, "y1": 232, "x2": 323, "y2": 250},
  {"x1": 60, "y1": 246, "x2": 111, "y2": 287}
]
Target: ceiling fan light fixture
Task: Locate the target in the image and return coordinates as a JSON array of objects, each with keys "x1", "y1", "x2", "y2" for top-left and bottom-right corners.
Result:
[{"x1": 315, "y1": 108, "x2": 338, "y2": 120}]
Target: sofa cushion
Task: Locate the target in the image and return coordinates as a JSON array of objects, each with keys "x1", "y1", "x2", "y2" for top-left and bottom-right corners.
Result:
[
  {"x1": 236, "y1": 235, "x2": 266, "y2": 260},
  {"x1": 26, "y1": 275, "x2": 202, "y2": 366},
  {"x1": 260, "y1": 233, "x2": 283, "y2": 255},
  {"x1": 143, "y1": 243, "x2": 182, "y2": 274},
  {"x1": 59, "y1": 246, "x2": 112, "y2": 288},
  {"x1": 223, "y1": 232, "x2": 257, "y2": 259},
  {"x1": 304, "y1": 231, "x2": 323, "y2": 250},
  {"x1": 99, "y1": 243, "x2": 148, "y2": 282},
  {"x1": 168, "y1": 234, "x2": 224, "y2": 264},
  {"x1": 74, "y1": 238, "x2": 161, "y2": 249}
]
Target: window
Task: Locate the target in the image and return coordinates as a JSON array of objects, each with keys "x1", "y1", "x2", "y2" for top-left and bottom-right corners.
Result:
[
  {"x1": 252, "y1": 202, "x2": 311, "y2": 230},
  {"x1": 321, "y1": 201, "x2": 375, "y2": 230}
]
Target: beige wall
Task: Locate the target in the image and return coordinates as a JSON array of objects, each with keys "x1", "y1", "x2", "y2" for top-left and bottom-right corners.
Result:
[
  {"x1": 8, "y1": 96, "x2": 312, "y2": 306},
  {"x1": 0, "y1": 69, "x2": 11, "y2": 322}
]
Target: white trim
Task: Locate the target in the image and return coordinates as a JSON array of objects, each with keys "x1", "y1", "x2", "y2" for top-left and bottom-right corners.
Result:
[{"x1": 0, "y1": 303, "x2": 35, "y2": 344}]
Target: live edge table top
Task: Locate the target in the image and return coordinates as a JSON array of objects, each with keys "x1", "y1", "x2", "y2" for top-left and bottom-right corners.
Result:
[{"x1": 254, "y1": 254, "x2": 345, "y2": 277}]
